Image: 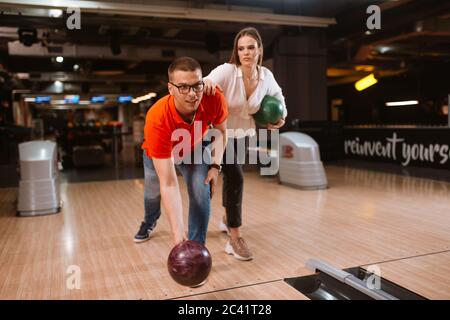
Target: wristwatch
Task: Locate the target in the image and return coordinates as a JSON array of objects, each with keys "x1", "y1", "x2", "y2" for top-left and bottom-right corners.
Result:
[{"x1": 209, "y1": 163, "x2": 222, "y2": 172}]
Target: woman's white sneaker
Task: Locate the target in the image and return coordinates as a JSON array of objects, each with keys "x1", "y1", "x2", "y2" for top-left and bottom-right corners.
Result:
[{"x1": 218, "y1": 215, "x2": 230, "y2": 236}]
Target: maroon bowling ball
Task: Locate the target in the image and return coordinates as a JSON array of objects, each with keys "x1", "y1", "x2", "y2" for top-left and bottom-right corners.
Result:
[{"x1": 167, "y1": 240, "x2": 212, "y2": 287}]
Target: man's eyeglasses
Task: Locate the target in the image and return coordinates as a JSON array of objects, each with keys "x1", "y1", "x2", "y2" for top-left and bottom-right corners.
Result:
[{"x1": 169, "y1": 81, "x2": 204, "y2": 94}]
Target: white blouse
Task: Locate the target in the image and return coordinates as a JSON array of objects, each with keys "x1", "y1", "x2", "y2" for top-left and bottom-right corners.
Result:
[{"x1": 204, "y1": 63, "x2": 287, "y2": 138}]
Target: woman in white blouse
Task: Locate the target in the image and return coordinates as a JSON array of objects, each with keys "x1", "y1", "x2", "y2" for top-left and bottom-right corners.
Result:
[{"x1": 204, "y1": 27, "x2": 287, "y2": 261}]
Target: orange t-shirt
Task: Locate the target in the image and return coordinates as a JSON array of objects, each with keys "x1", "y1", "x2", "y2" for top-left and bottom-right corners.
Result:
[{"x1": 142, "y1": 91, "x2": 227, "y2": 159}]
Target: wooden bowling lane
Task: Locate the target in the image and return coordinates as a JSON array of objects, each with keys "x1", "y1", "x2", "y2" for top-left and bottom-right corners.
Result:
[
  {"x1": 0, "y1": 165, "x2": 449, "y2": 299},
  {"x1": 361, "y1": 251, "x2": 450, "y2": 300},
  {"x1": 176, "y1": 280, "x2": 309, "y2": 300}
]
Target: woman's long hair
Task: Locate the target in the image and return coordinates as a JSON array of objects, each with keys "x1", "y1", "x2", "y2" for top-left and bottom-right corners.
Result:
[{"x1": 229, "y1": 27, "x2": 263, "y2": 66}]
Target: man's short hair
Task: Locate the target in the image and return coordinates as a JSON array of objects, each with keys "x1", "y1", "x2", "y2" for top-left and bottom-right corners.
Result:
[{"x1": 168, "y1": 57, "x2": 202, "y2": 81}]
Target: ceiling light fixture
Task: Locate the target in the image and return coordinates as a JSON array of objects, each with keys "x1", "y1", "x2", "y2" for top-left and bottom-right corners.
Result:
[
  {"x1": 385, "y1": 100, "x2": 419, "y2": 107},
  {"x1": 132, "y1": 92, "x2": 157, "y2": 103},
  {"x1": 355, "y1": 73, "x2": 378, "y2": 91},
  {"x1": 49, "y1": 9, "x2": 63, "y2": 18}
]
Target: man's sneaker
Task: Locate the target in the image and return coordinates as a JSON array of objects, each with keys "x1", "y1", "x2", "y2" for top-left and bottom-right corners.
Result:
[
  {"x1": 218, "y1": 215, "x2": 231, "y2": 236},
  {"x1": 225, "y1": 237, "x2": 253, "y2": 261},
  {"x1": 134, "y1": 221, "x2": 156, "y2": 243}
]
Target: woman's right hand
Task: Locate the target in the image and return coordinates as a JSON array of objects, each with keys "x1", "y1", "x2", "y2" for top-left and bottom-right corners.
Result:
[{"x1": 203, "y1": 79, "x2": 216, "y2": 96}]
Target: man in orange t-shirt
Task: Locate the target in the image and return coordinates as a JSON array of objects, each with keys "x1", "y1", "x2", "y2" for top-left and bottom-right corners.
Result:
[{"x1": 134, "y1": 57, "x2": 228, "y2": 247}]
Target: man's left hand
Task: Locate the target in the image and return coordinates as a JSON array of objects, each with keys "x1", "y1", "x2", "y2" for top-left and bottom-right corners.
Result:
[{"x1": 204, "y1": 168, "x2": 220, "y2": 198}]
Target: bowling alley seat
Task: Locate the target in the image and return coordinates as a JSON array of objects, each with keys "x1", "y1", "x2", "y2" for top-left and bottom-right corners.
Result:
[
  {"x1": 278, "y1": 132, "x2": 328, "y2": 189},
  {"x1": 17, "y1": 140, "x2": 61, "y2": 216}
]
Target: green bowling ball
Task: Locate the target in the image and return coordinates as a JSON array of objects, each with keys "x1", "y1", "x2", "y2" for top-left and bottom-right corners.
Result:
[{"x1": 253, "y1": 95, "x2": 284, "y2": 126}]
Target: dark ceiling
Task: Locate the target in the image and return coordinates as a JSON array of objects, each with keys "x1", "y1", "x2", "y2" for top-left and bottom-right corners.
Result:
[{"x1": 0, "y1": 0, "x2": 449, "y2": 95}]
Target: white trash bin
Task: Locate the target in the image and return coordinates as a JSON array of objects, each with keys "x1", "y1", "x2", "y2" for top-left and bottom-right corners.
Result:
[
  {"x1": 279, "y1": 132, "x2": 328, "y2": 189},
  {"x1": 17, "y1": 140, "x2": 61, "y2": 216}
]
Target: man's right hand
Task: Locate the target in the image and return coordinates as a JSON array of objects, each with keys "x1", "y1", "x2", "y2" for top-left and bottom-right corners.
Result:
[
  {"x1": 152, "y1": 157, "x2": 187, "y2": 248},
  {"x1": 173, "y1": 233, "x2": 187, "y2": 246}
]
